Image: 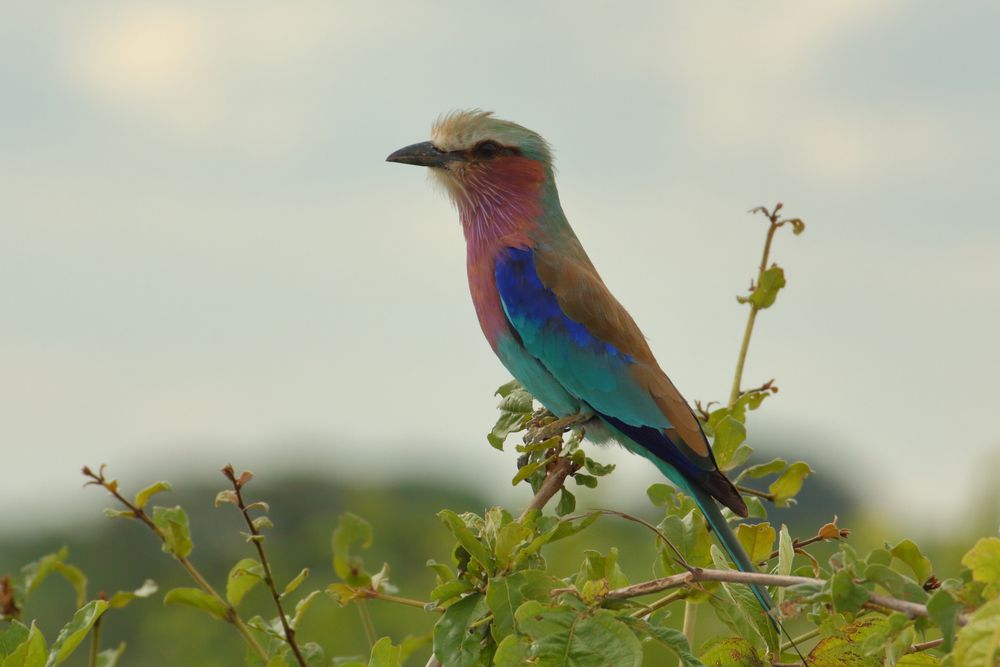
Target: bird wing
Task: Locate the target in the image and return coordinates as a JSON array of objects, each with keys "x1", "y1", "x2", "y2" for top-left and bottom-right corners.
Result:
[{"x1": 494, "y1": 245, "x2": 723, "y2": 478}]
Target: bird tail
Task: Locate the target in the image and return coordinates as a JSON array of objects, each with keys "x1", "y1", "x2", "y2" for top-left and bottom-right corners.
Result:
[{"x1": 683, "y1": 481, "x2": 776, "y2": 616}]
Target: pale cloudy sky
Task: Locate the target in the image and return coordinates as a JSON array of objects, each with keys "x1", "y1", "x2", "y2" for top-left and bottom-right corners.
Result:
[{"x1": 2, "y1": 1, "x2": 998, "y2": 533}]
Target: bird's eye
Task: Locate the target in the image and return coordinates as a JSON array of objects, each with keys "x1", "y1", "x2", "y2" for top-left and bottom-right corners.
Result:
[{"x1": 473, "y1": 140, "x2": 502, "y2": 159}]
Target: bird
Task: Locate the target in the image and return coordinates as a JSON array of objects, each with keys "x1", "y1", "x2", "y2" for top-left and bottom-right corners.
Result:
[{"x1": 386, "y1": 110, "x2": 773, "y2": 618}]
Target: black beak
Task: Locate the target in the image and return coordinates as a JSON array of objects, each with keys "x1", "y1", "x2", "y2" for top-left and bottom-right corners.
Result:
[{"x1": 386, "y1": 141, "x2": 459, "y2": 168}]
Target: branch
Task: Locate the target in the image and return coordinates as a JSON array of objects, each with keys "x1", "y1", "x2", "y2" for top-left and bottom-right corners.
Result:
[
  {"x1": 729, "y1": 204, "x2": 796, "y2": 406},
  {"x1": 603, "y1": 568, "x2": 970, "y2": 626},
  {"x1": 223, "y1": 465, "x2": 308, "y2": 667},
  {"x1": 519, "y1": 456, "x2": 575, "y2": 521},
  {"x1": 517, "y1": 411, "x2": 591, "y2": 521},
  {"x1": 82, "y1": 465, "x2": 268, "y2": 661}
]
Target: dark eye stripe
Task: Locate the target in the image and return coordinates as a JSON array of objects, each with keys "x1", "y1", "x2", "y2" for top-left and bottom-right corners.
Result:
[{"x1": 469, "y1": 140, "x2": 519, "y2": 159}]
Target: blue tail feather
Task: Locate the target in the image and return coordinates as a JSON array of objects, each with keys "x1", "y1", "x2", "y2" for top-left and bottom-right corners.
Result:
[{"x1": 684, "y1": 482, "x2": 776, "y2": 619}]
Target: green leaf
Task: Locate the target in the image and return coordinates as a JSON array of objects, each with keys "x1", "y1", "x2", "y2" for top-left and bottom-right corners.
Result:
[
  {"x1": 777, "y1": 524, "x2": 794, "y2": 605},
  {"x1": 163, "y1": 587, "x2": 228, "y2": 620},
  {"x1": 621, "y1": 617, "x2": 705, "y2": 667},
  {"x1": 94, "y1": 642, "x2": 125, "y2": 667},
  {"x1": 437, "y1": 510, "x2": 494, "y2": 575},
  {"x1": 325, "y1": 583, "x2": 365, "y2": 607},
  {"x1": 46, "y1": 600, "x2": 109, "y2": 666},
  {"x1": 151, "y1": 506, "x2": 193, "y2": 558},
  {"x1": 736, "y1": 523, "x2": 775, "y2": 564},
  {"x1": 737, "y1": 458, "x2": 787, "y2": 482},
  {"x1": 573, "y1": 473, "x2": 598, "y2": 488},
  {"x1": 488, "y1": 384, "x2": 534, "y2": 449},
  {"x1": 866, "y1": 548, "x2": 892, "y2": 567},
  {"x1": 52, "y1": 563, "x2": 87, "y2": 610},
  {"x1": 252, "y1": 516, "x2": 274, "y2": 532},
  {"x1": 494, "y1": 379, "x2": 521, "y2": 398},
  {"x1": 556, "y1": 488, "x2": 576, "y2": 517},
  {"x1": 863, "y1": 564, "x2": 928, "y2": 603},
  {"x1": 583, "y1": 457, "x2": 615, "y2": 476},
  {"x1": 897, "y1": 654, "x2": 939, "y2": 666},
  {"x1": 430, "y1": 580, "x2": 474, "y2": 604},
  {"x1": 0, "y1": 622, "x2": 29, "y2": 659},
  {"x1": 953, "y1": 597, "x2": 1000, "y2": 667},
  {"x1": 890, "y1": 539, "x2": 933, "y2": 584},
  {"x1": 927, "y1": 589, "x2": 962, "y2": 653},
  {"x1": 494, "y1": 521, "x2": 530, "y2": 570},
  {"x1": 515, "y1": 601, "x2": 643, "y2": 666},
  {"x1": 432, "y1": 593, "x2": 488, "y2": 667},
  {"x1": 962, "y1": 538, "x2": 1000, "y2": 584},
  {"x1": 282, "y1": 568, "x2": 309, "y2": 598},
  {"x1": 748, "y1": 265, "x2": 786, "y2": 309},
  {"x1": 699, "y1": 636, "x2": 764, "y2": 666},
  {"x1": 332, "y1": 513, "x2": 374, "y2": 586},
  {"x1": 266, "y1": 654, "x2": 291, "y2": 667},
  {"x1": 511, "y1": 459, "x2": 545, "y2": 485},
  {"x1": 367, "y1": 637, "x2": 402, "y2": 667},
  {"x1": 710, "y1": 412, "x2": 747, "y2": 471},
  {"x1": 657, "y1": 509, "x2": 713, "y2": 575},
  {"x1": 107, "y1": 579, "x2": 158, "y2": 609},
  {"x1": 426, "y1": 559, "x2": 454, "y2": 584},
  {"x1": 517, "y1": 513, "x2": 599, "y2": 561},
  {"x1": 486, "y1": 570, "x2": 558, "y2": 641},
  {"x1": 647, "y1": 483, "x2": 676, "y2": 508},
  {"x1": 226, "y1": 558, "x2": 264, "y2": 607},
  {"x1": 291, "y1": 590, "x2": 322, "y2": 629},
  {"x1": 493, "y1": 635, "x2": 531, "y2": 666},
  {"x1": 830, "y1": 570, "x2": 869, "y2": 614},
  {"x1": 1, "y1": 622, "x2": 46, "y2": 667},
  {"x1": 768, "y1": 461, "x2": 811, "y2": 506},
  {"x1": 214, "y1": 490, "x2": 238, "y2": 507},
  {"x1": 575, "y1": 548, "x2": 628, "y2": 589},
  {"x1": 807, "y1": 615, "x2": 888, "y2": 666},
  {"x1": 133, "y1": 481, "x2": 172, "y2": 509},
  {"x1": 709, "y1": 546, "x2": 777, "y2": 652},
  {"x1": 21, "y1": 549, "x2": 86, "y2": 607}
]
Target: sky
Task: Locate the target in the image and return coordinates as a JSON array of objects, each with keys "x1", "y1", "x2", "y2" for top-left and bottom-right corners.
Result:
[{"x1": 2, "y1": 1, "x2": 998, "y2": 533}]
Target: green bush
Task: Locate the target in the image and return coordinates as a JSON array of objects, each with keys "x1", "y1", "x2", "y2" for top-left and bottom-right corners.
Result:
[{"x1": 2, "y1": 204, "x2": 997, "y2": 667}]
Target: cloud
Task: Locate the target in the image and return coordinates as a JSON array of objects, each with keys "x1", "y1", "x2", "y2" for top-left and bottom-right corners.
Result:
[{"x1": 61, "y1": 4, "x2": 415, "y2": 158}]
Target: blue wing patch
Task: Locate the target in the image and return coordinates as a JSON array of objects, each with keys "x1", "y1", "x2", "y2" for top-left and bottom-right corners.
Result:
[{"x1": 494, "y1": 246, "x2": 668, "y2": 428}]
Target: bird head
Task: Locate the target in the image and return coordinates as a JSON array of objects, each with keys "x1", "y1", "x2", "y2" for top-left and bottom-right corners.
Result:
[{"x1": 386, "y1": 110, "x2": 553, "y2": 211}]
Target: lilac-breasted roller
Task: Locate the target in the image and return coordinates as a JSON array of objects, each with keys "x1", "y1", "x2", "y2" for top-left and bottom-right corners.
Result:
[{"x1": 387, "y1": 110, "x2": 773, "y2": 616}]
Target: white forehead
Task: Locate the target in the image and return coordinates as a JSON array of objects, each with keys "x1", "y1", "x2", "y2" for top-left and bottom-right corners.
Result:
[
  {"x1": 431, "y1": 110, "x2": 501, "y2": 151},
  {"x1": 430, "y1": 110, "x2": 551, "y2": 162}
]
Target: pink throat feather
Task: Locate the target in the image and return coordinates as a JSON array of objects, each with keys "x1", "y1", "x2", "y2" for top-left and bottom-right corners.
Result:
[{"x1": 452, "y1": 156, "x2": 546, "y2": 260}]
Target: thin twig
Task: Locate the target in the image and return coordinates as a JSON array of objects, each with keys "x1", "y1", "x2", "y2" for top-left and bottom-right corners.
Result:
[
  {"x1": 728, "y1": 205, "x2": 784, "y2": 406},
  {"x1": 82, "y1": 466, "x2": 268, "y2": 661},
  {"x1": 629, "y1": 590, "x2": 686, "y2": 618},
  {"x1": 737, "y1": 485, "x2": 776, "y2": 501},
  {"x1": 358, "y1": 589, "x2": 437, "y2": 610},
  {"x1": 681, "y1": 599, "x2": 698, "y2": 654},
  {"x1": 780, "y1": 627, "x2": 820, "y2": 652},
  {"x1": 223, "y1": 465, "x2": 308, "y2": 667},
  {"x1": 605, "y1": 568, "x2": 970, "y2": 626},
  {"x1": 357, "y1": 601, "x2": 377, "y2": 649},
  {"x1": 907, "y1": 638, "x2": 944, "y2": 654},
  {"x1": 88, "y1": 614, "x2": 102, "y2": 667},
  {"x1": 563, "y1": 508, "x2": 691, "y2": 572}
]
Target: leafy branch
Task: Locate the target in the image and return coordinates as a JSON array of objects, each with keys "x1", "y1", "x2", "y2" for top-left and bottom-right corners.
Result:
[
  {"x1": 728, "y1": 202, "x2": 804, "y2": 406},
  {"x1": 219, "y1": 465, "x2": 309, "y2": 667},
  {"x1": 81, "y1": 465, "x2": 268, "y2": 661}
]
